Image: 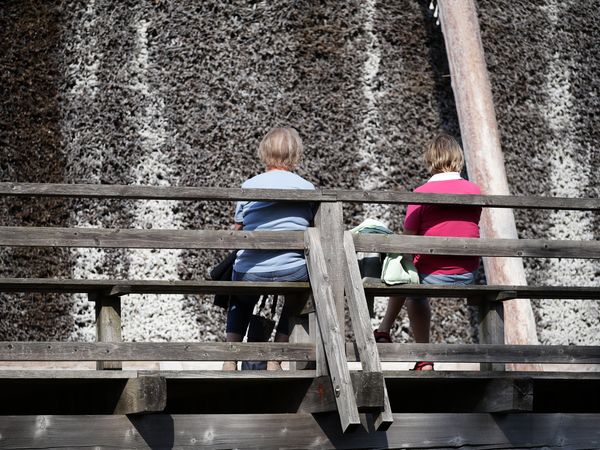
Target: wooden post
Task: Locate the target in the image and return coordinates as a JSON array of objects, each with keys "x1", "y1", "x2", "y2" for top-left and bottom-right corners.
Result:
[
  {"x1": 92, "y1": 292, "x2": 122, "y2": 370},
  {"x1": 342, "y1": 231, "x2": 393, "y2": 430},
  {"x1": 314, "y1": 201, "x2": 345, "y2": 377},
  {"x1": 305, "y1": 228, "x2": 360, "y2": 433},
  {"x1": 438, "y1": 0, "x2": 541, "y2": 369},
  {"x1": 478, "y1": 294, "x2": 505, "y2": 372},
  {"x1": 113, "y1": 376, "x2": 167, "y2": 415},
  {"x1": 314, "y1": 202, "x2": 345, "y2": 336}
]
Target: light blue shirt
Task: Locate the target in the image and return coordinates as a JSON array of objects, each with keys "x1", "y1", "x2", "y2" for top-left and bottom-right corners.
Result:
[{"x1": 234, "y1": 170, "x2": 315, "y2": 273}]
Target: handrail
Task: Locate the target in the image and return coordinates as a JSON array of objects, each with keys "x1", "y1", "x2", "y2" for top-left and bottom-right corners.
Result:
[{"x1": 1, "y1": 182, "x2": 599, "y2": 210}]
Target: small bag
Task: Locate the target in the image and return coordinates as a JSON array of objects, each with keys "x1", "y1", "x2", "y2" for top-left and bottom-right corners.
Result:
[
  {"x1": 381, "y1": 253, "x2": 420, "y2": 285},
  {"x1": 209, "y1": 251, "x2": 238, "y2": 309}
]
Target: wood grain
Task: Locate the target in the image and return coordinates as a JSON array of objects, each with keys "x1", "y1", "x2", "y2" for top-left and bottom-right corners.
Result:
[
  {"x1": 353, "y1": 234, "x2": 600, "y2": 259},
  {"x1": 0, "y1": 342, "x2": 315, "y2": 361},
  {"x1": 347, "y1": 343, "x2": 600, "y2": 364},
  {"x1": 0, "y1": 227, "x2": 304, "y2": 250},
  {"x1": 305, "y1": 228, "x2": 360, "y2": 432},
  {"x1": 0, "y1": 413, "x2": 598, "y2": 448},
  {"x1": 2, "y1": 182, "x2": 599, "y2": 210}
]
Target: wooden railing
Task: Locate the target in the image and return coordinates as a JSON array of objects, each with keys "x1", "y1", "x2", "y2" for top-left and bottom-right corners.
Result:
[{"x1": 0, "y1": 182, "x2": 599, "y2": 433}]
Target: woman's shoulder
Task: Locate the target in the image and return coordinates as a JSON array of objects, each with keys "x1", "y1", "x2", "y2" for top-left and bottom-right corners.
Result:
[
  {"x1": 414, "y1": 178, "x2": 480, "y2": 194},
  {"x1": 242, "y1": 171, "x2": 314, "y2": 190}
]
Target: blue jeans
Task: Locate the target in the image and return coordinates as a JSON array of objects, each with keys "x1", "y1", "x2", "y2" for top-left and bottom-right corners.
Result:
[
  {"x1": 411, "y1": 271, "x2": 477, "y2": 304},
  {"x1": 226, "y1": 264, "x2": 309, "y2": 336}
]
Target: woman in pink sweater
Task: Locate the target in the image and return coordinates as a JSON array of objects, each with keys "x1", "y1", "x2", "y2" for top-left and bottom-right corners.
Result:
[{"x1": 375, "y1": 133, "x2": 482, "y2": 371}]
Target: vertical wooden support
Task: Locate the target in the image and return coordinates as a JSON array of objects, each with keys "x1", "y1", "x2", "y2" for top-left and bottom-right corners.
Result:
[
  {"x1": 478, "y1": 294, "x2": 505, "y2": 372},
  {"x1": 305, "y1": 228, "x2": 360, "y2": 433},
  {"x1": 288, "y1": 293, "x2": 315, "y2": 371},
  {"x1": 437, "y1": 0, "x2": 540, "y2": 368},
  {"x1": 314, "y1": 202, "x2": 345, "y2": 335},
  {"x1": 310, "y1": 312, "x2": 329, "y2": 377},
  {"x1": 342, "y1": 231, "x2": 393, "y2": 430},
  {"x1": 91, "y1": 291, "x2": 122, "y2": 370}
]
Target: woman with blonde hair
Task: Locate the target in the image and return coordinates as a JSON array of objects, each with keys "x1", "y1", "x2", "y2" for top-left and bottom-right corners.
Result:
[
  {"x1": 374, "y1": 133, "x2": 482, "y2": 371},
  {"x1": 223, "y1": 127, "x2": 314, "y2": 371}
]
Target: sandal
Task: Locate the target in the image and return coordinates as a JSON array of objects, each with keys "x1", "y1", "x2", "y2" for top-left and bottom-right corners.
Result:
[
  {"x1": 374, "y1": 330, "x2": 392, "y2": 343},
  {"x1": 412, "y1": 361, "x2": 434, "y2": 371}
]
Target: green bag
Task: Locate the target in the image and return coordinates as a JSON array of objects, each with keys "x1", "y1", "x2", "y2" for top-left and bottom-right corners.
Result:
[{"x1": 381, "y1": 253, "x2": 420, "y2": 285}]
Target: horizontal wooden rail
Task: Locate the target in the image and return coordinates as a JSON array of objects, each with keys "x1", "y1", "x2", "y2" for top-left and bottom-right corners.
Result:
[
  {"x1": 0, "y1": 342, "x2": 596, "y2": 364},
  {"x1": 0, "y1": 279, "x2": 597, "y2": 300},
  {"x1": 362, "y1": 283, "x2": 600, "y2": 299},
  {"x1": 353, "y1": 234, "x2": 600, "y2": 259},
  {"x1": 1, "y1": 227, "x2": 599, "y2": 260},
  {"x1": 0, "y1": 227, "x2": 304, "y2": 250},
  {"x1": 0, "y1": 279, "x2": 311, "y2": 295},
  {"x1": 346, "y1": 343, "x2": 600, "y2": 364},
  {"x1": 0, "y1": 342, "x2": 315, "y2": 361},
  {"x1": 1, "y1": 182, "x2": 599, "y2": 210}
]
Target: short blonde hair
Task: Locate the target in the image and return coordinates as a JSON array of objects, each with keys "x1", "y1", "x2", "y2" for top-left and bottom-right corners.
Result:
[
  {"x1": 257, "y1": 127, "x2": 303, "y2": 170},
  {"x1": 423, "y1": 133, "x2": 464, "y2": 174}
]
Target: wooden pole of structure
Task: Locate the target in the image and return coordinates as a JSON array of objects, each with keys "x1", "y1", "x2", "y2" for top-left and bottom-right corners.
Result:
[{"x1": 437, "y1": 0, "x2": 541, "y2": 367}]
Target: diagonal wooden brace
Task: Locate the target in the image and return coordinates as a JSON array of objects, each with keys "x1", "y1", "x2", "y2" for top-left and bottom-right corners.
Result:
[
  {"x1": 342, "y1": 231, "x2": 393, "y2": 431},
  {"x1": 304, "y1": 228, "x2": 360, "y2": 433}
]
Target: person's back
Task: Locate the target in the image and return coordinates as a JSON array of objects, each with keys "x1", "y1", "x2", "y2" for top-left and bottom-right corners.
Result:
[
  {"x1": 234, "y1": 170, "x2": 314, "y2": 274},
  {"x1": 406, "y1": 174, "x2": 481, "y2": 275}
]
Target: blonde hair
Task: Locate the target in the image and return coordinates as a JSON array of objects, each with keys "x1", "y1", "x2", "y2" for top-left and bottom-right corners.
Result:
[
  {"x1": 423, "y1": 133, "x2": 464, "y2": 174},
  {"x1": 257, "y1": 127, "x2": 304, "y2": 170}
]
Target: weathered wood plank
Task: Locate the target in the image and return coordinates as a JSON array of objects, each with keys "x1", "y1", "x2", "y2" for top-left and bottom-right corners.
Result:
[
  {"x1": 0, "y1": 278, "x2": 310, "y2": 295},
  {"x1": 92, "y1": 293, "x2": 122, "y2": 370},
  {"x1": 315, "y1": 202, "x2": 346, "y2": 337},
  {"x1": 475, "y1": 379, "x2": 533, "y2": 413},
  {"x1": 0, "y1": 413, "x2": 598, "y2": 449},
  {"x1": 346, "y1": 343, "x2": 600, "y2": 364},
  {"x1": 362, "y1": 282, "x2": 600, "y2": 299},
  {"x1": 2, "y1": 182, "x2": 599, "y2": 210},
  {"x1": 113, "y1": 376, "x2": 167, "y2": 415},
  {"x1": 0, "y1": 278, "x2": 597, "y2": 300},
  {"x1": 342, "y1": 231, "x2": 392, "y2": 429},
  {"x1": 305, "y1": 228, "x2": 361, "y2": 432},
  {"x1": 0, "y1": 369, "x2": 598, "y2": 381},
  {"x1": 0, "y1": 342, "x2": 315, "y2": 361},
  {"x1": 478, "y1": 295, "x2": 505, "y2": 371},
  {"x1": 0, "y1": 227, "x2": 304, "y2": 250},
  {"x1": 0, "y1": 342, "x2": 596, "y2": 364},
  {"x1": 353, "y1": 234, "x2": 600, "y2": 259},
  {"x1": 298, "y1": 373, "x2": 384, "y2": 414},
  {"x1": 0, "y1": 370, "x2": 139, "y2": 379},
  {"x1": 311, "y1": 312, "x2": 329, "y2": 377}
]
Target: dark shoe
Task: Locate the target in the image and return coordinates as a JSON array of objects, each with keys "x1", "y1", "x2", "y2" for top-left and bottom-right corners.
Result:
[
  {"x1": 411, "y1": 361, "x2": 434, "y2": 371},
  {"x1": 374, "y1": 330, "x2": 392, "y2": 343}
]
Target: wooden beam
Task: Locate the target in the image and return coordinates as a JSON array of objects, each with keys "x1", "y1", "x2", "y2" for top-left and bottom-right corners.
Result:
[
  {"x1": 0, "y1": 413, "x2": 598, "y2": 448},
  {"x1": 347, "y1": 343, "x2": 600, "y2": 364},
  {"x1": 438, "y1": 0, "x2": 540, "y2": 367},
  {"x1": 92, "y1": 293, "x2": 122, "y2": 370},
  {"x1": 304, "y1": 228, "x2": 360, "y2": 432},
  {"x1": 478, "y1": 295, "x2": 505, "y2": 371},
  {"x1": 0, "y1": 278, "x2": 310, "y2": 295},
  {"x1": 0, "y1": 342, "x2": 596, "y2": 364},
  {"x1": 362, "y1": 282, "x2": 600, "y2": 299},
  {"x1": 0, "y1": 227, "x2": 304, "y2": 250},
  {"x1": 298, "y1": 373, "x2": 384, "y2": 414},
  {"x1": 475, "y1": 379, "x2": 533, "y2": 413},
  {"x1": 113, "y1": 376, "x2": 167, "y2": 415},
  {"x1": 0, "y1": 342, "x2": 315, "y2": 361},
  {"x1": 353, "y1": 234, "x2": 600, "y2": 259},
  {"x1": 2, "y1": 182, "x2": 599, "y2": 210},
  {"x1": 342, "y1": 231, "x2": 392, "y2": 430},
  {"x1": 0, "y1": 278, "x2": 597, "y2": 300},
  {"x1": 315, "y1": 203, "x2": 346, "y2": 336}
]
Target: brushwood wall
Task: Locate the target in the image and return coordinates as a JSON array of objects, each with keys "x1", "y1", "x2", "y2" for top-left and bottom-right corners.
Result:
[{"x1": 0, "y1": 0, "x2": 598, "y2": 345}]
